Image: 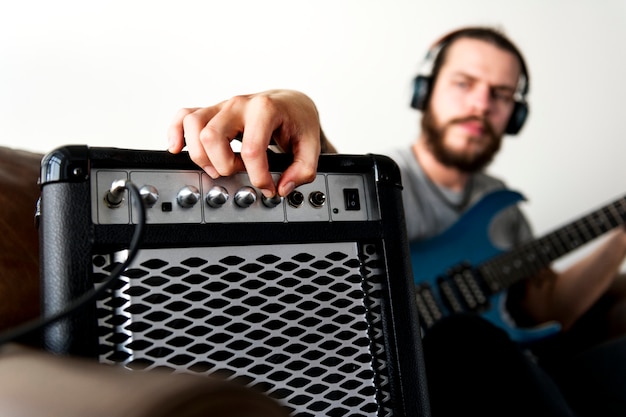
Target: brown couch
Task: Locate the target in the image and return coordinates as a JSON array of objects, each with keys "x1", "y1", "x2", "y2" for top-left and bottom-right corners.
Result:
[{"x1": 0, "y1": 146, "x2": 42, "y2": 332}]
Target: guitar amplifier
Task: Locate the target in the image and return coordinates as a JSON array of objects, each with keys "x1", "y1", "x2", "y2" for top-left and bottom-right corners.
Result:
[{"x1": 38, "y1": 145, "x2": 430, "y2": 417}]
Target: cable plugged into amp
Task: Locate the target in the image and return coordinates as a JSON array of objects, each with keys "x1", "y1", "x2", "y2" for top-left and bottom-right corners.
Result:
[{"x1": 104, "y1": 179, "x2": 128, "y2": 208}]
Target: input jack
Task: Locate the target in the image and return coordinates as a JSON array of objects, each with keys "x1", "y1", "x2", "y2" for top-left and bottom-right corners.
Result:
[
  {"x1": 287, "y1": 190, "x2": 304, "y2": 208},
  {"x1": 308, "y1": 191, "x2": 326, "y2": 208}
]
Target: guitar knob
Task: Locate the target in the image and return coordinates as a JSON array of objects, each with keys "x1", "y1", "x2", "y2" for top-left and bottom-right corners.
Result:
[
  {"x1": 139, "y1": 185, "x2": 159, "y2": 208},
  {"x1": 176, "y1": 185, "x2": 201, "y2": 208},
  {"x1": 234, "y1": 186, "x2": 257, "y2": 208},
  {"x1": 206, "y1": 186, "x2": 229, "y2": 208}
]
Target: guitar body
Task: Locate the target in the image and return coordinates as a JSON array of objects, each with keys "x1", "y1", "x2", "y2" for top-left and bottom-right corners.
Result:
[{"x1": 410, "y1": 189, "x2": 561, "y2": 344}]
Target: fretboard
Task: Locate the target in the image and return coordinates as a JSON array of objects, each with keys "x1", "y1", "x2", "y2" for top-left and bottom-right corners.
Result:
[{"x1": 479, "y1": 195, "x2": 626, "y2": 292}]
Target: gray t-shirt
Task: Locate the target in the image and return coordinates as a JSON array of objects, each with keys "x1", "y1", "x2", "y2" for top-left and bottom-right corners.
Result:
[{"x1": 387, "y1": 146, "x2": 533, "y2": 249}]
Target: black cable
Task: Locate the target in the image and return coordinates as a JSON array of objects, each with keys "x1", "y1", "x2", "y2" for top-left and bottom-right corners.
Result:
[{"x1": 0, "y1": 180, "x2": 146, "y2": 346}]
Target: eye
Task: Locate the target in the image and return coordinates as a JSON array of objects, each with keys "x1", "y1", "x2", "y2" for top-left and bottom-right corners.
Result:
[
  {"x1": 492, "y1": 90, "x2": 515, "y2": 103},
  {"x1": 454, "y1": 79, "x2": 469, "y2": 89}
]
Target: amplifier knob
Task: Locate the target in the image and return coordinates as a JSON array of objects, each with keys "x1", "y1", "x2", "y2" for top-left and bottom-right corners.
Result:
[
  {"x1": 234, "y1": 186, "x2": 257, "y2": 208},
  {"x1": 262, "y1": 194, "x2": 283, "y2": 208},
  {"x1": 176, "y1": 185, "x2": 201, "y2": 208},
  {"x1": 139, "y1": 185, "x2": 159, "y2": 208},
  {"x1": 206, "y1": 186, "x2": 229, "y2": 208}
]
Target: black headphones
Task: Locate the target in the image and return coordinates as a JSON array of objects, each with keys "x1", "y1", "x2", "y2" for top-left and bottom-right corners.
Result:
[{"x1": 410, "y1": 28, "x2": 530, "y2": 135}]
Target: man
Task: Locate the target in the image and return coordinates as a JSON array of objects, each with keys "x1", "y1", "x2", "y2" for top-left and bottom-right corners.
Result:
[{"x1": 167, "y1": 27, "x2": 626, "y2": 416}]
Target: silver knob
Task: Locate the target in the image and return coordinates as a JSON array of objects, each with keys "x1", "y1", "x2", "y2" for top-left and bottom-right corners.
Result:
[
  {"x1": 139, "y1": 185, "x2": 159, "y2": 208},
  {"x1": 206, "y1": 186, "x2": 229, "y2": 208},
  {"x1": 234, "y1": 186, "x2": 257, "y2": 208},
  {"x1": 262, "y1": 194, "x2": 283, "y2": 208},
  {"x1": 176, "y1": 185, "x2": 201, "y2": 208}
]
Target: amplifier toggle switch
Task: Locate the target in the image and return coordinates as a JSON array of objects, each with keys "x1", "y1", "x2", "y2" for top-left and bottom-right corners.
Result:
[
  {"x1": 234, "y1": 186, "x2": 257, "y2": 208},
  {"x1": 206, "y1": 185, "x2": 229, "y2": 208},
  {"x1": 139, "y1": 185, "x2": 159, "y2": 208},
  {"x1": 176, "y1": 185, "x2": 201, "y2": 208}
]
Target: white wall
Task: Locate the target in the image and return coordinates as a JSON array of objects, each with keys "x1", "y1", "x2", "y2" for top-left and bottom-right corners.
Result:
[{"x1": 2, "y1": 0, "x2": 626, "y2": 268}]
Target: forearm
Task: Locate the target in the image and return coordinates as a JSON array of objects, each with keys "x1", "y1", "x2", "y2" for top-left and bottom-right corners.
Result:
[{"x1": 524, "y1": 229, "x2": 626, "y2": 330}]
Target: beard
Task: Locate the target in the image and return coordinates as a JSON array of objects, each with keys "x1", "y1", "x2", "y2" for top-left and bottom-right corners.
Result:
[{"x1": 421, "y1": 108, "x2": 503, "y2": 173}]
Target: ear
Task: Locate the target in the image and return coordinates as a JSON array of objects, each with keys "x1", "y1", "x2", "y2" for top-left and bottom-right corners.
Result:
[
  {"x1": 504, "y1": 101, "x2": 529, "y2": 135},
  {"x1": 411, "y1": 75, "x2": 432, "y2": 111}
]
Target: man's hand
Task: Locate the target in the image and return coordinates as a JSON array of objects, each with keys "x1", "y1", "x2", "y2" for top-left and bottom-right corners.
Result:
[{"x1": 167, "y1": 89, "x2": 322, "y2": 198}]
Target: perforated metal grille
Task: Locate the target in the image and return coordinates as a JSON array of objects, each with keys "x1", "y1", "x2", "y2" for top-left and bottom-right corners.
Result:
[{"x1": 93, "y1": 242, "x2": 393, "y2": 417}]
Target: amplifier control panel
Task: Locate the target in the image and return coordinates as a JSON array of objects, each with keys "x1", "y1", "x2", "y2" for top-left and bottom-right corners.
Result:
[{"x1": 92, "y1": 169, "x2": 378, "y2": 224}]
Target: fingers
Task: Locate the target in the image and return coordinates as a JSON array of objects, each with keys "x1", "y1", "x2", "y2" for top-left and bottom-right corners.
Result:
[
  {"x1": 194, "y1": 102, "x2": 246, "y2": 178},
  {"x1": 276, "y1": 130, "x2": 320, "y2": 197},
  {"x1": 239, "y1": 95, "x2": 282, "y2": 197},
  {"x1": 167, "y1": 107, "x2": 199, "y2": 154},
  {"x1": 167, "y1": 90, "x2": 323, "y2": 198},
  {"x1": 168, "y1": 104, "x2": 245, "y2": 179},
  {"x1": 239, "y1": 92, "x2": 322, "y2": 197}
]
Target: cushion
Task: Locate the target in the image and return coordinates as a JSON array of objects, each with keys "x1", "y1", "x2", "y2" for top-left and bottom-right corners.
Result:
[
  {"x1": 0, "y1": 343, "x2": 289, "y2": 417},
  {"x1": 0, "y1": 146, "x2": 43, "y2": 331}
]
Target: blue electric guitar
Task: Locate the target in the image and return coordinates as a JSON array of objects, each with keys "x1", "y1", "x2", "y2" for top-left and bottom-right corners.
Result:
[{"x1": 410, "y1": 189, "x2": 626, "y2": 344}]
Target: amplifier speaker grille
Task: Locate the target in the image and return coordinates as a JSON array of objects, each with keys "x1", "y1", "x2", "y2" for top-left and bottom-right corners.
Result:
[{"x1": 94, "y1": 242, "x2": 392, "y2": 417}]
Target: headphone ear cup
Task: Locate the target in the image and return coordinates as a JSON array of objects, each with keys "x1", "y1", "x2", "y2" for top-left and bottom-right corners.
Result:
[
  {"x1": 411, "y1": 75, "x2": 432, "y2": 110},
  {"x1": 505, "y1": 101, "x2": 528, "y2": 135}
]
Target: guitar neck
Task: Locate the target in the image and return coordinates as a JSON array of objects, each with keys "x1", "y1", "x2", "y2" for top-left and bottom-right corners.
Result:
[{"x1": 479, "y1": 195, "x2": 626, "y2": 292}]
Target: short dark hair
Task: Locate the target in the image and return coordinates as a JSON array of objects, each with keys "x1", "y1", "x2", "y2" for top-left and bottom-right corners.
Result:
[{"x1": 430, "y1": 26, "x2": 529, "y2": 96}]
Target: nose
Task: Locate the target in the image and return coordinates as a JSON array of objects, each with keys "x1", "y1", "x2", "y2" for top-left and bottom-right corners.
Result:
[{"x1": 469, "y1": 84, "x2": 491, "y2": 115}]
